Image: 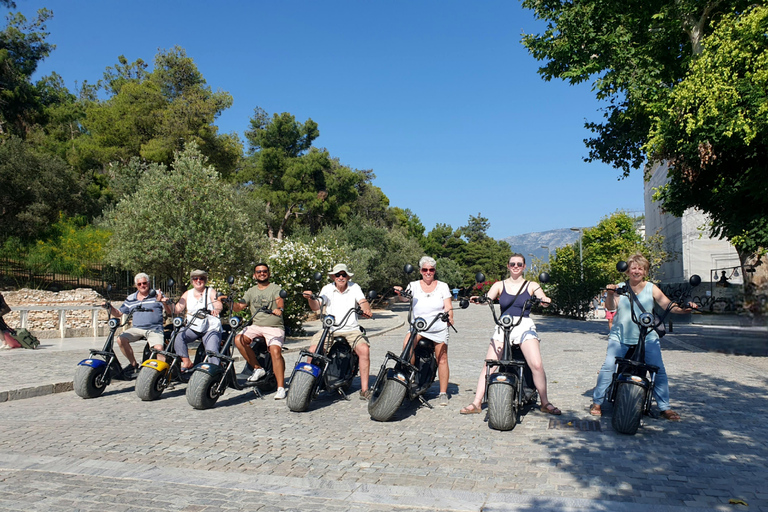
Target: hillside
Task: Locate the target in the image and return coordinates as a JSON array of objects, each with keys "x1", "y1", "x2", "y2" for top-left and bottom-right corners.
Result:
[{"x1": 501, "y1": 228, "x2": 581, "y2": 262}]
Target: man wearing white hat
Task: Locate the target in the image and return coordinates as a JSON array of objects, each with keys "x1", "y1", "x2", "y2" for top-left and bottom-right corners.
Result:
[{"x1": 303, "y1": 263, "x2": 373, "y2": 399}]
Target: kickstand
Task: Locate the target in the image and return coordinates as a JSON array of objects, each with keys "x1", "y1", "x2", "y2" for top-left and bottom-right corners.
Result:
[
  {"x1": 252, "y1": 387, "x2": 264, "y2": 399},
  {"x1": 418, "y1": 395, "x2": 434, "y2": 409},
  {"x1": 337, "y1": 388, "x2": 350, "y2": 401}
]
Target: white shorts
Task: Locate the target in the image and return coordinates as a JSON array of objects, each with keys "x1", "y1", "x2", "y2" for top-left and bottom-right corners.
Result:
[
  {"x1": 491, "y1": 317, "x2": 538, "y2": 345},
  {"x1": 241, "y1": 325, "x2": 285, "y2": 347}
]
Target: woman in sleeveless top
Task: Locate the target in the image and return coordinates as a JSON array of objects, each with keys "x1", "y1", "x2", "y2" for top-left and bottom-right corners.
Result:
[
  {"x1": 460, "y1": 253, "x2": 560, "y2": 415},
  {"x1": 393, "y1": 256, "x2": 454, "y2": 406},
  {"x1": 174, "y1": 269, "x2": 223, "y2": 369},
  {"x1": 590, "y1": 253, "x2": 695, "y2": 421}
]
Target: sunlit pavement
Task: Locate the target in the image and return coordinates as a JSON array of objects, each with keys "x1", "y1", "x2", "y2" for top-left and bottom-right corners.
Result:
[{"x1": 1, "y1": 307, "x2": 766, "y2": 511}]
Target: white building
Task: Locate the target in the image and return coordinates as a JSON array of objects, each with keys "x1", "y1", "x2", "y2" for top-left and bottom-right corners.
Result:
[{"x1": 644, "y1": 162, "x2": 742, "y2": 287}]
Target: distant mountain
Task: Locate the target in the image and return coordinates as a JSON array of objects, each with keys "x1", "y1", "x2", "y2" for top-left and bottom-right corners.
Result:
[{"x1": 501, "y1": 228, "x2": 581, "y2": 262}]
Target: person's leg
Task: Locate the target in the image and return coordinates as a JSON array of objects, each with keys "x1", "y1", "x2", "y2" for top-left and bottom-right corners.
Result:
[
  {"x1": 434, "y1": 342, "x2": 449, "y2": 395},
  {"x1": 462, "y1": 338, "x2": 501, "y2": 413},
  {"x1": 354, "y1": 338, "x2": 370, "y2": 393},
  {"x1": 147, "y1": 330, "x2": 165, "y2": 362},
  {"x1": 592, "y1": 337, "x2": 627, "y2": 407},
  {"x1": 115, "y1": 332, "x2": 138, "y2": 368},
  {"x1": 644, "y1": 337, "x2": 672, "y2": 413},
  {"x1": 269, "y1": 344, "x2": 286, "y2": 388},
  {"x1": 175, "y1": 328, "x2": 197, "y2": 369},
  {"x1": 234, "y1": 333, "x2": 259, "y2": 369},
  {"x1": 201, "y1": 330, "x2": 221, "y2": 365},
  {"x1": 519, "y1": 337, "x2": 559, "y2": 413}
]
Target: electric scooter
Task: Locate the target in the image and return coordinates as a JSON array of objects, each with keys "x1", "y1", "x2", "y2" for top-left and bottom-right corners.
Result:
[
  {"x1": 607, "y1": 261, "x2": 700, "y2": 435},
  {"x1": 368, "y1": 264, "x2": 468, "y2": 422}
]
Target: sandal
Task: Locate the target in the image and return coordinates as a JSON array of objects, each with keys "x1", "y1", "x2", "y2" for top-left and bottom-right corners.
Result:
[
  {"x1": 540, "y1": 403, "x2": 562, "y2": 415},
  {"x1": 460, "y1": 403, "x2": 482, "y2": 415},
  {"x1": 660, "y1": 409, "x2": 681, "y2": 421},
  {"x1": 590, "y1": 404, "x2": 602, "y2": 416}
]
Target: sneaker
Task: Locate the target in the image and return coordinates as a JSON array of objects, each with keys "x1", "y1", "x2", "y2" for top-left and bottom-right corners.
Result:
[
  {"x1": 274, "y1": 387, "x2": 286, "y2": 400},
  {"x1": 438, "y1": 392, "x2": 449, "y2": 406},
  {"x1": 248, "y1": 367, "x2": 266, "y2": 382},
  {"x1": 123, "y1": 364, "x2": 139, "y2": 379},
  {"x1": 359, "y1": 389, "x2": 371, "y2": 400}
]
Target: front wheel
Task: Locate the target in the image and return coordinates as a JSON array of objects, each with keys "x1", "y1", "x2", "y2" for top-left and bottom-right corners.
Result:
[
  {"x1": 74, "y1": 365, "x2": 108, "y2": 399},
  {"x1": 611, "y1": 382, "x2": 645, "y2": 435},
  {"x1": 487, "y1": 382, "x2": 518, "y2": 431},
  {"x1": 368, "y1": 378, "x2": 407, "y2": 422},
  {"x1": 186, "y1": 371, "x2": 221, "y2": 410},
  {"x1": 286, "y1": 370, "x2": 316, "y2": 412},
  {"x1": 135, "y1": 367, "x2": 166, "y2": 401}
]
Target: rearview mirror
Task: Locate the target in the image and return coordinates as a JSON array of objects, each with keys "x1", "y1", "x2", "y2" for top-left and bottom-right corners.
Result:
[
  {"x1": 227, "y1": 275, "x2": 235, "y2": 285},
  {"x1": 367, "y1": 290, "x2": 378, "y2": 300},
  {"x1": 459, "y1": 298, "x2": 470, "y2": 309},
  {"x1": 689, "y1": 274, "x2": 701, "y2": 287},
  {"x1": 167, "y1": 278, "x2": 175, "y2": 288},
  {"x1": 313, "y1": 271, "x2": 323, "y2": 282},
  {"x1": 475, "y1": 272, "x2": 485, "y2": 283},
  {"x1": 404, "y1": 264, "x2": 414, "y2": 274},
  {"x1": 278, "y1": 289, "x2": 288, "y2": 299},
  {"x1": 538, "y1": 272, "x2": 550, "y2": 283},
  {"x1": 616, "y1": 261, "x2": 628, "y2": 273}
]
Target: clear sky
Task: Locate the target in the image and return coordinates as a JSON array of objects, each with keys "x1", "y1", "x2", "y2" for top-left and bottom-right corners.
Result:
[{"x1": 18, "y1": 0, "x2": 646, "y2": 239}]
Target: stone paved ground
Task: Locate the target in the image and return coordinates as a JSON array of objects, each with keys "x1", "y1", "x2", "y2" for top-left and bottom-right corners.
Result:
[{"x1": 0, "y1": 306, "x2": 766, "y2": 511}]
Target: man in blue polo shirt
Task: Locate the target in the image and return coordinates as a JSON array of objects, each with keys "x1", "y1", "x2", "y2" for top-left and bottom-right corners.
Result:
[{"x1": 107, "y1": 272, "x2": 171, "y2": 377}]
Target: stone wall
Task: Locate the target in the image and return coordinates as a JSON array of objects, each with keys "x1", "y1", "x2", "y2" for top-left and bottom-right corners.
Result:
[{"x1": 1, "y1": 288, "x2": 109, "y2": 338}]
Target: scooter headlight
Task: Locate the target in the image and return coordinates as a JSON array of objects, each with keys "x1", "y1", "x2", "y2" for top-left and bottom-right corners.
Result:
[
  {"x1": 638, "y1": 311, "x2": 654, "y2": 327},
  {"x1": 500, "y1": 315, "x2": 514, "y2": 328},
  {"x1": 172, "y1": 317, "x2": 184, "y2": 328},
  {"x1": 108, "y1": 318, "x2": 120, "y2": 329},
  {"x1": 414, "y1": 317, "x2": 428, "y2": 331},
  {"x1": 229, "y1": 316, "x2": 242, "y2": 328},
  {"x1": 323, "y1": 315, "x2": 336, "y2": 328}
]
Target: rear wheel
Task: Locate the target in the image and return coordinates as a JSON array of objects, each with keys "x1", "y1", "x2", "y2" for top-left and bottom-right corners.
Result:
[
  {"x1": 487, "y1": 382, "x2": 517, "y2": 431},
  {"x1": 611, "y1": 382, "x2": 644, "y2": 435},
  {"x1": 368, "y1": 378, "x2": 407, "y2": 422},
  {"x1": 286, "y1": 370, "x2": 316, "y2": 412},
  {"x1": 74, "y1": 365, "x2": 107, "y2": 399},
  {"x1": 186, "y1": 371, "x2": 221, "y2": 410},
  {"x1": 135, "y1": 367, "x2": 165, "y2": 401}
]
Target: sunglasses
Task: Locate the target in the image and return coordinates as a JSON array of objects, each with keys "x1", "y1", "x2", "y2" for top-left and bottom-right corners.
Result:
[
  {"x1": 254, "y1": 270, "x2": 269, "y2": 274},
  {"x1": 334, "y1": 273, "x2": 348, "y2": 278},
  {"x1": 136, "y1": 282, "x2": 149, "y2": 286},
  {"x1": 192, "y1": 277, "x2": 207, "y2": 282},
  {"x1": 420, "y1": 268, "x2": 436, "y2": 274},
  {"x1": 508, "y1": 262, "x2": 525, "y2": 268}
]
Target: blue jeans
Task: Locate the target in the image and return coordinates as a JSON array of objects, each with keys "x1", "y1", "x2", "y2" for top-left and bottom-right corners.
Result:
[
  {"x1": 175, "y1": 328, "x2": 221, "y2": 365},
  {"x1": 592, "y1": 336, "x2": 670, "y2": 411}
]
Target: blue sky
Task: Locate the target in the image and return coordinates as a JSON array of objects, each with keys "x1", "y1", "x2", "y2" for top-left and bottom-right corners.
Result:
[{"x1": 18, "y1": 0, "x2": 645, "y2": 239}]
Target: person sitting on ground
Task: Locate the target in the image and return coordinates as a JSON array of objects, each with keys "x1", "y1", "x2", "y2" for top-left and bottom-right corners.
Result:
[
  {"x1": 460, "y1": 253, "x2": 559, "y2": 416},
  {"x1": 302, "y1": 263, "x2": 373, "y2": 400},
  {"x1": 174, "y1": 269, "x2": 223, "y2": 370},
  {"x1": 393, "y1": 256, "x2": 454, "y2": 406},
  {"x1": 105, "y1": 273, "x2": 172, "y2": 377},
  {"x1": 233, "y1": 263, "x2": 287, "y2": 400},
  {"x1": 0, "y1": 292, "x2": 22, "y2": 350}
]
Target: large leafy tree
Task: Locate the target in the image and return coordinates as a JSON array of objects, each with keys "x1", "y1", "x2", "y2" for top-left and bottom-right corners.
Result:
[
  {"x1": 521, "y1": 0, "x2": 753, "y2": 176},
  {"x1": 646, "y1": 6, "x2": 768, "y2": 256},
  {"x1": 102, "y1": 143, "x2": 268, "y2": 285}
]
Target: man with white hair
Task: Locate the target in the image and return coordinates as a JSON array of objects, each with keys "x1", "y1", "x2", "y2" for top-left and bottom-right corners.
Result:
[
  {"x1": 303, "y1": 263, "x2": 373, "y2": 399},
  {"x1": 106, "y1": 272, "x2": 171, "y2": 377}
]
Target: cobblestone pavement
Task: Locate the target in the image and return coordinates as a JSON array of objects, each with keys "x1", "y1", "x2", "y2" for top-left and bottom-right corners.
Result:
[{"x1": 0, "y1": 306, "x2": 766, "y2": 511}]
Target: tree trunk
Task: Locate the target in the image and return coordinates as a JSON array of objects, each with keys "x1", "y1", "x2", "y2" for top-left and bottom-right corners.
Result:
[{"x1": 737, "y1": 249, "x2": 766, "y2": 317}]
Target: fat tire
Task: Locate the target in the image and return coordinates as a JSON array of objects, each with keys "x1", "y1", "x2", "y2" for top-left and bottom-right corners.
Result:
[
  {"x1": 368, "y1": 378, "x2": 407, "y2": 422},
  {"x1": 74, "y1": 365, "x2": 107, "y2": 399},
  {"x1": 286, "y1": 370, "x2": 316, "y2": 412},
  {"x1": 611, "y1": 382, "x2": 644, "y2": 435},
  {"x1": 487, "y1": 382, "x2": 517, "y2": 431},
  {"x1": 135, "y1": 367, "x2": 165, "y2": 401},
  {"x1": 186, "y1": 371, "x2": 220, "y2": 410}
]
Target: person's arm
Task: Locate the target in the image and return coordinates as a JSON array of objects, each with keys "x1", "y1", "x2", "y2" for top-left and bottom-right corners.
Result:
[
  {"x1": 210, "y1": 288, "x2": 222, "y2": 317},
  {"x1": 530, "y1": 284, "x2": 552, "y2": 307},
  {"x1": 273, "y1": 293, "x2": 285, "y2": 317},
  {"x1": 652, "y1": 284, "x2": 697, "y2": 314},
  {"x1": 604, "y1": 284, "x2": 618, "y2": 310},
  {"x1": 175, "y1": 291, "x2": 187, "y2": 315},
  {"x1": 358, "y1": 298, "x2": 372, "y2": 318},
  {"x1": 156, "y1": 290, "x2": 172, "y2": 315},
  {"x1": 303, "y1": 290, "x2": 322, "y2": 312}
]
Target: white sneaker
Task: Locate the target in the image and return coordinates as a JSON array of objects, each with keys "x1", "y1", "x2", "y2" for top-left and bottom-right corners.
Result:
[
  {"x1": 438, "y1": 392, "x2": 449, "y2": 406},
  {"x1": 274, "y1": 387, "x2": 286, "y2": 400},
  {"x1": 247, "y1": 368, "x2": 266, "y2": 382}
]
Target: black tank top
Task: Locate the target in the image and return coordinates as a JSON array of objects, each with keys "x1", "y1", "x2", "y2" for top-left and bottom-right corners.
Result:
[{"x1": 499, "y1": 281, "x2": 531, "y2": 318}]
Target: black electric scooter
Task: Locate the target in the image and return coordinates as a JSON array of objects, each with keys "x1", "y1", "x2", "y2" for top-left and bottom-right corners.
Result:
[
  {"x1": 286, "y1": 272, "x2": 376, "y2": 412},
  {"x1": 474, "y1": 271, "x2": 550, "y2": 431},
  {"x1": 368, "y1": 264, "x2": 468, "y2": 422},
  {"x1": 606, "y1": 261, "x2": 700, "y2": 435}
]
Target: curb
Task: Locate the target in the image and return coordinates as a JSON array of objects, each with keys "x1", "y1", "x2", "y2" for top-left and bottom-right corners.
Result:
[{"x1": 0, "y1": 318, "x2": 406, "y2": 404}]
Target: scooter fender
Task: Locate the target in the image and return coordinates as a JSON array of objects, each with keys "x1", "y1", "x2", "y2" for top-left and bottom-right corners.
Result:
[
  {"x1": 488, "y1": 372, "x2": 516, "y2": 387},
  {"x1": 78, "y1": 358, "x2": 107, "y2": 370},
  {"x1": 294, "y1": 362, "x2": 321, "y2": 379},
  {"x1": 616, "y1": 372, "x2": 650, "y2": 390},
  {"x1": 193, "y1": 362, "x2": 225, "y2": 378},
  {"x1": 141, "y1": 359, "x2": 169, "y2": 372},
  {"x1": 389, "y1": 368, "x2": 409, "y2": 385}
]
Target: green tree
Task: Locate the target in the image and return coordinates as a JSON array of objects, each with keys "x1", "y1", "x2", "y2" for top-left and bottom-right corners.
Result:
[
  {"x1": 102, "y1": 142, "x2": 268, "y2": 285},
  {"x1": 521, "y1": 0, "x2": 753, "y2": 176},
  {"x1": 645, "y1": 6, "x2": 768, "y2": 256},
  {"x1": 0, "y1": 9, "x2": 54, "y2": 137},
  {"x1": 461, "y1": 213, "x2": 491, "y2": 243},
  {"x1": 423, "y1": 223, "x2": 466, "y2": 261},
  {"x1": 435, "y1": 257, "x2": 464, "y2": 289}
]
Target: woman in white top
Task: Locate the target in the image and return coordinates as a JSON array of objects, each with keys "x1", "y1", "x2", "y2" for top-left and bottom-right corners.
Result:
[
  {"x1": 393, "y1": 256, "x2": 454, "y2": 405},
  {"x1": 174, "y1": 269, "x2": 223, "y2": 369}
]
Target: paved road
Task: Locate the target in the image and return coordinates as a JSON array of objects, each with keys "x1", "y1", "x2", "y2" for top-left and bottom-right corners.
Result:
[{"x1": 0, "y1": 306, "x2": 766, "y2": 511}]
